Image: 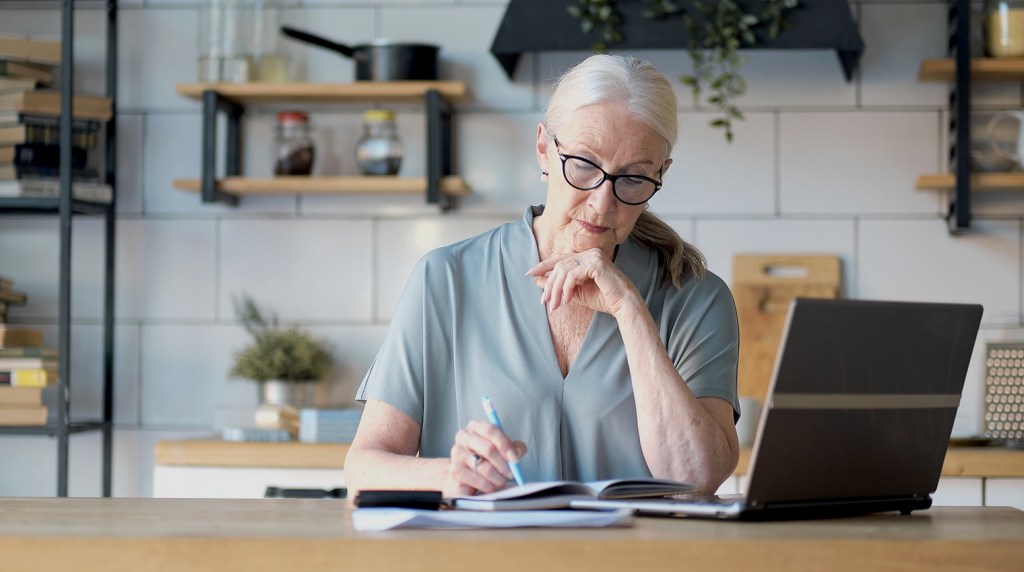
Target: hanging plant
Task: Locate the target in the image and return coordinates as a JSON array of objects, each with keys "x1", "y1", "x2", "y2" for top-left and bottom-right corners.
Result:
[{"x1": 567, "y1": 0, "x2": 800, "y2": 142}]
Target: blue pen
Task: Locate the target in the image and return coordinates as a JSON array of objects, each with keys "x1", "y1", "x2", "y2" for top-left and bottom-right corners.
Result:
[{"x1": 481, "y1": 395, "x2": 526, "y2": 487}]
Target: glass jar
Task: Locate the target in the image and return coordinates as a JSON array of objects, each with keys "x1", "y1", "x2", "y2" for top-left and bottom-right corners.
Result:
[
  {"x1": 986, "y1": 0, "x2": 1024, "y2": 57},
  {"x1": 197, "y1": 0, "x2": 253, "y2": 83},
  {"x1": 356, "y1": 109, "x2": 403, "y2": 176},
  {"x1": 273, "y1": 111, "x2": 315, "y2": 176},
  {"x1": 251, "y1": 0, "x2": 290, "y2": 82}
]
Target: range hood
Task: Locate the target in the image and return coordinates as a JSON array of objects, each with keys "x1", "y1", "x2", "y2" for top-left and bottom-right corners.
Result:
[{"x1": 490, "y1": 0, "x2": 865, "y2": 81}]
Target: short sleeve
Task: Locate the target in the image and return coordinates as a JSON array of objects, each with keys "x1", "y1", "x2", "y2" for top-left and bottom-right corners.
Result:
[
  {"x1": 355, "y1": 254, "x2": 430, "y2": 425},
  {"x1": 665, "y1": 272, "x2": 740, "y2": 418}
]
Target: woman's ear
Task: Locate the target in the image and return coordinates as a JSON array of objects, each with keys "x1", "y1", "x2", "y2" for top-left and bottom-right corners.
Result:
[
  {"x1": 661, "y1": 157, "x2": 673, "y2": 177},
  {"x1": 536, "y1": 123, "x2": 550, "y2": 173}
]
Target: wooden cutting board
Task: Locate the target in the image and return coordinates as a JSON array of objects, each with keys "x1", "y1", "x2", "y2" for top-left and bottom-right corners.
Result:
[{"x1": 732, "y1": 254, "x2": 842, "y2": 401}]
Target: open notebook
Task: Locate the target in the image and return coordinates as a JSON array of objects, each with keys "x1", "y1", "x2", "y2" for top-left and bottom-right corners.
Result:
[{"x1": 572, "y1": 298, "x2": 983, "y2": 521}]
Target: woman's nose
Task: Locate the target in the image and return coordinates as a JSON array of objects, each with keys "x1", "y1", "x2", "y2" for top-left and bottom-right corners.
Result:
[{"x1": 588, "y1": 178, "x2": 618, "y2": 213}]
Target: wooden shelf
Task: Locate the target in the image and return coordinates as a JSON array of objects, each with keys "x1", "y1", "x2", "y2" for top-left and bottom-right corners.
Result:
[
  {"x1": 915, "y1": 173, "x2": 1024, "y2": 191},
  {"x1": 919, "y1": 58, "x2": 1024, "y2": 82},
  {"x1": 175, "y1": 81, "x2": 471, "y2": 105},
  {"x1": 172, "y1": 175, "x2": 469, "y2": 196}
]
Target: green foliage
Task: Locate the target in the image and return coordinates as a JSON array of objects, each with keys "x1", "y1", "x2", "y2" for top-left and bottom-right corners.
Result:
[
  {"x1": 229, "y1": 295, "x2": 333, "y2": 382},
  {"x1": 566, "y1": 0, "x2": 800, "y2": 142}
]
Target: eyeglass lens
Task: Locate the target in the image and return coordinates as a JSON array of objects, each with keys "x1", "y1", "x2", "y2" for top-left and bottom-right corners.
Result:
[{"x1": 561, "y1": 156, "x2": 659, "y2": 205}]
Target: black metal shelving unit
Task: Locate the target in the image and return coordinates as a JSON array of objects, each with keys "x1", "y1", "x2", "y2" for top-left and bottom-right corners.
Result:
[
  {"x1": 947, "y1": 0, "x2": 972, "y2": 232},
  {"x1": 0, "y1": 0, "x2": 117, "y2": 497}
]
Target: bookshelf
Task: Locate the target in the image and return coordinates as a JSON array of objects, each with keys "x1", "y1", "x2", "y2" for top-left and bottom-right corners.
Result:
[{"x1": 0, "y1": 2, "x2": 117, "y2": 497}]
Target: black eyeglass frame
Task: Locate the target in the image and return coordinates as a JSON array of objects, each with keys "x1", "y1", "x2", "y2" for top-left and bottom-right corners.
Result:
[{"x1": 553, "y1": 137, "x2": 664, "y2": 205}]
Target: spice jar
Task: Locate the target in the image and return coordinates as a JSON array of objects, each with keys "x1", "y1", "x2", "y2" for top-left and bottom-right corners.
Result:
[
  {"x1": 987, "y1": 0, "x2": 1024, "y2": 57},
  {"x1": 273, "y1": 111, "x2": 315, "y2": 176},
  {"x1": 356, "y1": 109, "x2": 403, "y2": 176}
]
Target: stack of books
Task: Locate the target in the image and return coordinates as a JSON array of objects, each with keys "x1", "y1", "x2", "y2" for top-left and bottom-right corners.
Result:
[
  {"x1": 0, "y1": 275, "x2": 51, "y2": 426},
  {"x1": 298, "y1": 408, "x2": 362, "y2": 443},
  {"x1": 0, "y1": 33, "x2": 112, "y2": 202}
]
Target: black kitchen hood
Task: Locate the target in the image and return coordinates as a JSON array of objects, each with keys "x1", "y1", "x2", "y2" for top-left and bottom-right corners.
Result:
[{"x1": 490, "y1": 0, "x2": 864, "y2": 81}]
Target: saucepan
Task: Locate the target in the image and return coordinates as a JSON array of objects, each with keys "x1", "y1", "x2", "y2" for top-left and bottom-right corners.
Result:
[{"x1": 280, "y1": 26, "x2": 439, "y2": 81}]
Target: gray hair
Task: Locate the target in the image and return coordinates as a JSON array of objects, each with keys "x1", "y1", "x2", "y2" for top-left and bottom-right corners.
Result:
[
  {"x1": 545, "y1": 53, "x2": 678, "y2": 158},
  {"x1": 544, "y1": 54, "x2": 706, "y2": 286}
]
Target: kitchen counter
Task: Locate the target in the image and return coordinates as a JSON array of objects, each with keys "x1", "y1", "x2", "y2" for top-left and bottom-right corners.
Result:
[{"x1": 0, "y1": 498, "x2": 1020, "y2": 571}]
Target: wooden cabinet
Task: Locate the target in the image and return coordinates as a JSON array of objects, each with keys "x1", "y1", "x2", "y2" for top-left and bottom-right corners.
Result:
[
  {"x1": 153, "y1": 439, "x2": 348, "y2": 499},
  {"x1": 172, "y1": 81, "x2": 471, "y2": 210}
]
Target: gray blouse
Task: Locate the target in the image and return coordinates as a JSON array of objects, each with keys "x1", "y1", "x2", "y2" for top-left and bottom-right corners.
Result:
[{"x1": 356, "y1": 205, "x2": 739, "y2": 483}]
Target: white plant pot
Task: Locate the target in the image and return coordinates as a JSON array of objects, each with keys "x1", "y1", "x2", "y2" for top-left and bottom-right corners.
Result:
[{"x1": 259, "y1": 379, "x2": 318, "y2": 408}]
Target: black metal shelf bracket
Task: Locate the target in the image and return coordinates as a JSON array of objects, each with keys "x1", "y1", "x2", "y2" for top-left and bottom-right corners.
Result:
[
  {"x1": 201, "y1": 89, "x2": 243, "y2": 206},
  {"x1": 425, "y1": 89, "x2": 455, "y2": 211},
  {"x1": 948, "y1": 0, "x2": 972, "y2": 233}
]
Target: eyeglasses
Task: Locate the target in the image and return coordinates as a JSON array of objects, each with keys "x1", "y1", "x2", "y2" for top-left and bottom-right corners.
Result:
[{"x1": 553, "y1": 137, "x2": 663, "y2": 205}]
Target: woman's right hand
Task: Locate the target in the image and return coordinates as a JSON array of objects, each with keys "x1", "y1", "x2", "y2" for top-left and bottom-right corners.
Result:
[{"x1": 445, "y1": 420, "x2": 527, "y2": 497}]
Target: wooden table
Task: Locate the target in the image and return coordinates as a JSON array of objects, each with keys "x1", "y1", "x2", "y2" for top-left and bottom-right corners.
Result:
[{"x1": 0, "y1": 498, "x2": 1021, "y2": 571}]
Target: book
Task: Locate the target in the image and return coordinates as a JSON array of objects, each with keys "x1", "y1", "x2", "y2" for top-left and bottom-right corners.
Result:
[
  {"x1": 221, "y1": 426, "x2": 293, "y2": 442},
  {"x1": 351, "y1": 507, "x2": 634, "y2": 532},
  {"x1": 0, "y1": 386, "x2": 42, "y2": 406},
  {"x1": 298, "y1": 407, "x2": 362, "y2": 443},
  {"x1": 452, "y1": 478, "x2": 696, "y2": 511},
  {"x1": 0, "y1": 91, "x2": 112, "y2": 122},
  {"x1": 0, "y1": 347, "x2": 55, "y2": 358},
  {"x1": 0, "y1": 326, "x2": 43, "y2": 348},
  {"x1": 0, "y1": 288, "x2": 27, "y2": 305},
  {"x1": 0, "y1": 118, "x2": 102, "y2": 147},
  {"x1": 0, "y1": 368, "x2": 56, "y2": 387},
  {"x1": 0, "y1": 355, "x2": 56, "y2": 370},
  {"x1": 0, "y1": 76, "x2": 38, "y2": 94},
  {"x1": 0, "y1": 178, "x2": 112, "y2": 202},
  {"x1": 0, "y1": 60, "x2": 53, "y2": 84},
  {"x1": 5, "y1": 143, "x2": 93, "y2": 170},
  {"x1": 0, "y1": 34, "x2": 62, "y2": 65},
  {"x1": 0, "y1": 404, "x2": 48, "y2": 426}
]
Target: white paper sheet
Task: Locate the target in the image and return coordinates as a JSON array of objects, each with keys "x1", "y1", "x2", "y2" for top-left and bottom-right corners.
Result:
[{"x1": 351, "y1": 508, "x2": 634, "y2": 531}]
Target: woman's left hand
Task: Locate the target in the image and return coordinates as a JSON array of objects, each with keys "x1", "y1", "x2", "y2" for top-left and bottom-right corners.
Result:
[{"x1": 526, "y1": 248, "x2": 639, "y2": 316}]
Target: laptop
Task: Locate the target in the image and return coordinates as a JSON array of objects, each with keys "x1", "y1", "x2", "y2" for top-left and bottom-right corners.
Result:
[{"x1": 573, "y1": 298, "x2": 983, "y2": 521}]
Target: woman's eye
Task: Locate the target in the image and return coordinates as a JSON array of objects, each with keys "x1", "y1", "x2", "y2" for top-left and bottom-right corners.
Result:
[{"x1": 620, "y1": 177, "x2": 646, "y2": 188}]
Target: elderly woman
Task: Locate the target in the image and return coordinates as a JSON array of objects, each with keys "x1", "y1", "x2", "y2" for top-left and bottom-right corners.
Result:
[{"x1": 345, "y1": 54, "x2": 740, "y2": 498}]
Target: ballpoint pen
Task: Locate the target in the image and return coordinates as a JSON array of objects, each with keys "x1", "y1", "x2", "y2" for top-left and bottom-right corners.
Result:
[{"x1": 481, "y1": 395, "x2": 526, "y2": 487}]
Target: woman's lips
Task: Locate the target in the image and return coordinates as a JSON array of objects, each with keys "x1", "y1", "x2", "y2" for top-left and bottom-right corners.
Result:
[{"x1": 576, "y1": 219, "x2": 609, "y2": 234}]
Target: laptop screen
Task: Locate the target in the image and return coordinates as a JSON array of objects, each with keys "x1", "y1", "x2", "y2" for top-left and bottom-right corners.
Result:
[{"x1": 743, "y1": 298, "x2": 983, "y2": 509}]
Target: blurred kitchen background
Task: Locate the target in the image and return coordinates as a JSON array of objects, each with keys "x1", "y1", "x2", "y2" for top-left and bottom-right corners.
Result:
[{"x1": 0, "y1": 0, "x2": 1020, "y2": 497}]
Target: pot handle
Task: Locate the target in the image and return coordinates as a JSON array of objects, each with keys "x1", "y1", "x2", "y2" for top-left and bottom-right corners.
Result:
[{"x1": 280, "y1": 25, "x2": 356, "y2": 59}]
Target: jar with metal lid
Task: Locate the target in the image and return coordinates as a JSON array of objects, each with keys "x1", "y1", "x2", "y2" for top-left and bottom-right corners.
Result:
[
  {"x1": 356, "y1": 109, "x2": 403, "y2": 176},
  {"x1": 273, "y1": 111, "x2": 315, "y2": 176},
  {"x1": 986, "y1": 0, "x2": 1024, "y2": 57}
]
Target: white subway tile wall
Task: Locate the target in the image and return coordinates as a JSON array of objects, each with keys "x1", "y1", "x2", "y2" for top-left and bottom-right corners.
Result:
[{"x1": 1, "y1": 1, "x2": 1022, "y2": 497}]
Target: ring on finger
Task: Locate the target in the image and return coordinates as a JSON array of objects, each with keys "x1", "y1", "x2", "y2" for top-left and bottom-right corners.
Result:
[
  {"x1": 469, "y1": 454, "x2": 482, "y2": 471},
  {"x1": 573, "y1": 258, "x2": 581, "y2": 267}
]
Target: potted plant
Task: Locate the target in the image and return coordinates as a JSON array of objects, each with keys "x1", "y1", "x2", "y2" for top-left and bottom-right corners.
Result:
[
  {"x1": 229, "y1": 294, "x2": 333, "y2": 407},
  {"x1": 567, "y1": 0, "x2": 801, "y2": 142}
]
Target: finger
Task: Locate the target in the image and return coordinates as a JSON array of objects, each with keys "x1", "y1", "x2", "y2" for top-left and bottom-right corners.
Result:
[
  {"x1": 552, "y1": 257, "x2": 587, "y2": 311},
  {"x1": 559, "y1": 261, "x2": 590, "y2": 310},
  {"x1": 450, "y1": 442, "x2": 502, "y2": 493},
  {"x1": 465, "y1": 420, "x2": 522, "y2": 475},
  {"x1": 458, "y1": 423, "x2": 516, "y2": 485}
]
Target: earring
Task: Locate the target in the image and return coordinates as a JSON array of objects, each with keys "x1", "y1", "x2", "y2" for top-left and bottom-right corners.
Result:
[
  {"x1": 644, "y1": 203, "x2": 650, "y2": 210},
  {"x1": 540, "y1": 171, "x2": 548, "y2": 183}
]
